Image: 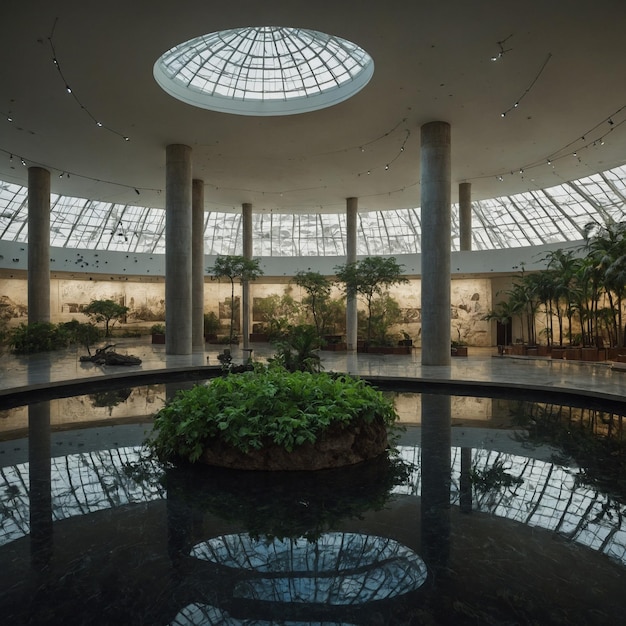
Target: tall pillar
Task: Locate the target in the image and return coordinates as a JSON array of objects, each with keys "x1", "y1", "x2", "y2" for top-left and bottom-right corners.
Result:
[
  {"x1": 420, "y1": 121, "x2": 451, "y2": 365},
  {"x1": 165, "y1": 144, "x2": 192, "y2": 355},
  {"x1": 242, "y1": 203, "x2": 252, "y2": 350},
  {"x1": 192, "y1": 179, "x2": 205, "y2": 352},
  {"x1": 346, "y1": 197, "x2": 358, "y2": 352},
  {"x1": 459, "y1": 182, "x2": 472, "y2": 252},
  {"x1": 28, "y1": 167, "x2": 50, "y2": 323}
]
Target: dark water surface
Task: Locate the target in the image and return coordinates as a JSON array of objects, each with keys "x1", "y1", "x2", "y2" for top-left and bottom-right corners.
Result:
[{"x1": 0, "y1": 387, "x2": 625, "y2": 625}]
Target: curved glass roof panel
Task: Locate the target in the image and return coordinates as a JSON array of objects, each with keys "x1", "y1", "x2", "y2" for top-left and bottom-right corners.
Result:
[
  {"x1": 153, "y1": 26, "x2": 375, "y2": 116},
  {"x1": 1, "y1": 165, "x2": 625, "y2": 257}
]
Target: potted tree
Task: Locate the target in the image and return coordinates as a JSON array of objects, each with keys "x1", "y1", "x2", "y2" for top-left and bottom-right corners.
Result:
[
  {"x1": 203, "y1": 312, "x2": 221, "y2": 342},
  {"x1": 335, "y1": 256, "x2": 408, "y2": 353},
  {"x1": 150, "y1": 323, "x2": 166, "y2": 344},
  {"x1": 208, "y1": 255, "x2": 264, "y2": 347}
]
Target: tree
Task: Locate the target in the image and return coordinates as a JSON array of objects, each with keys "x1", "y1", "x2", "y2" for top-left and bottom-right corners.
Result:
[
  {"x1": 584, "y1": 220, "x2": 626, "y2": 346},
  {"x1": 482, "y1": 299, "x2": 515, "y2": 346},
  {"x1": 208, "y1": 255, "x2": 264, "y2": 345},
  {"x1": 294, "y1": 271, "x2": 333, "y2": 337},
  {"x1": 82, "y1": 299, "x2": 129, "y2": 337},
  {"x1": 335, "y1": 256, "x2": 408, "y2": 345}
]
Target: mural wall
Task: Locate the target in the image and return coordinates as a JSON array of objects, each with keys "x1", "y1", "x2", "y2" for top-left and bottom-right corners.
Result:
[{"x1": 0, "y1": 275, "x2": 493, "y2": 346}]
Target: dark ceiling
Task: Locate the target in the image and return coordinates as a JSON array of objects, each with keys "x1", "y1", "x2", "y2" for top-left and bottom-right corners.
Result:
[{"x1": 2, "y1": 0, "x2": 625, "y2": 215}]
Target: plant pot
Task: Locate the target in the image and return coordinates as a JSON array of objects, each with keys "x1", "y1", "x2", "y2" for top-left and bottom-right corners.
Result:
[
  {"x1": 249, "y1": 333, "x2": 269, "y2": 342},
  {"x1": 608, "y1": 347, "x2": 621, "y2": 360},
  {"x1": 537, "y1": 345, "x2": 550, "y2": 357},
  {"x1": 451, "y1": 346, "x2": 468, "y2": 357},
  {"x1": 359, "y1": 345, "x2": 411, "y2": 355},
  {"x1": 581, "y1": 347, "x2": 599, "y2": 361},
  {"x1": 564, "y1": 347, "x2": 581, "y2": 360},
  {"x1": 151, "y1": 333, "x2": 165, "y2": 344},
  {"x1": 322, "y1": 342, "x2": 347, "y2": 352}
]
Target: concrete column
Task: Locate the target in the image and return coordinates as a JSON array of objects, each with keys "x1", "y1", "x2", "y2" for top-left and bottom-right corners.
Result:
[
  {"x1": 165, "y1": 144, "x2": 192, "y2": 355},
  {"x1": 28, "y1": 167, "x2": 50, "y2": 323},
  {"x1": 420, "y1": 121, "x2": 451, "y2": 365},
  {"x1": 242, "y1": 202, "x2": 253, "y2": 350},
  {"x1": 346, "y1": 197, "x2": 358, "y2": 352},
  {"x1": 459, "y1": 182, "x2": 472, "y2": 251},
  {"x1": 192, "y1": 179, "x2": 205, "y2": 352}
]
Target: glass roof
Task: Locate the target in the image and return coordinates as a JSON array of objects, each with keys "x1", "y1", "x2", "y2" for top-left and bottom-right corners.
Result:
[
  {"x1": 153, "y1": 26, "x2": 374, "y2": 115},
  {"x1": 1, "y1": 165, "x2": 625, "y2": 257}
]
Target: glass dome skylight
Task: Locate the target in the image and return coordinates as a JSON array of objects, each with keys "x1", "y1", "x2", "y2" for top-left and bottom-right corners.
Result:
[{"x1": 153, "y1": 26, "x2": 374, "y2": 116}]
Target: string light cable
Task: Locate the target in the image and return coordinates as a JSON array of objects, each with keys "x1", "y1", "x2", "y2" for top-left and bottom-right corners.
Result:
[
  {"x1": 500, "y1": 52, "x2": 553, "y2": 118},
  {"x1": 47, "y1": 18, "x2": 130, "y2": 142}
]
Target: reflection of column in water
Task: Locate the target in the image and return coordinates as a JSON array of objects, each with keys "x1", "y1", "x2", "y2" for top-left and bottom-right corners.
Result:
[
  {"x1": 459, "y1": 447, "x2": 473, "y2": 513},
  {"x1": 28, "y1": 400, "x2": 53, "y2": 567},
  {"x1": 165, "y1": 381, "x2": 196, "y2": 403},
  {"x1": 420, "y1": 393, "x2": 451, "y2": 569}
]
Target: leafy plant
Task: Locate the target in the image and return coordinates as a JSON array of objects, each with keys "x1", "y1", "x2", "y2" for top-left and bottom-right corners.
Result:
[
  {"x1": 149, "y1": 365, "x2": 398, "y2": 463},
  {"x1": 294, "y1": 270, "x2": 333, "y2": 337},
  {"x1": 270, "y1": 324, "x2": 323, "y2": 372},
  {"x1": 357, "y1": 293, "x2": 402, "y2": 346},
  {"x1": 82, "y1": 299, "x2": 129, "y2": 337},
  {"x1": 254, "y1": 291, "x2": 303, "y2": 340},
  {"x1": 208, "y1": 255, "x2": 264, "y2": 345},
  {"x1": 203, "y1": 312, "x2": 220, "y2": 336},
  {"x1": 150, "y1": 323, "x2": 166, "y2": 335},
  {"x1": 9, "y1": 321, "x2": 71, "y2": 354},
  {"x1": 62, "y1": 319, "x2": 102, "y2": 354},
  {"x1": 335, "y1": 256, "x2": 408, "y2": 345}
]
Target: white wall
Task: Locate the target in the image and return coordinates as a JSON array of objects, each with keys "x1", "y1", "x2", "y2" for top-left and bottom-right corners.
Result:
[{"x1": 0, "y1": 239, "x2": 584, "y2": 277}]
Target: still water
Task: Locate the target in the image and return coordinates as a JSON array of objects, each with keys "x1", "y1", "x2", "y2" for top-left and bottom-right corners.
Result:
[{"x1": 0, "y1": 385, "x2": 625, "y2": 624}]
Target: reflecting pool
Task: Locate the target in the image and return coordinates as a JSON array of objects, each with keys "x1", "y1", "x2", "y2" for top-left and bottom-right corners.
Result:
[{"x1": 0, "y1": 387, "x2": 625, "y2": 624}]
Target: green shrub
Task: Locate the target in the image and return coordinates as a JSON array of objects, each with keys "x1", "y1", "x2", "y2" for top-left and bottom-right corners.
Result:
[
  {"x1": 203, "y1": 312, "x2": 221, "y2": 335},
  {"x1": 9, "y1": 322, "x2": 70, "y2": 354},
  {"x1": 149, "y1": 365, "x2": 398, "y2": 463},
  {"x1": 150, "y1": 323, "x2": 166, "y2": 335}
]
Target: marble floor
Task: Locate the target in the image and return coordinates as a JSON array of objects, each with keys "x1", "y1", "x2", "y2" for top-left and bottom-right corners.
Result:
[{"x1": 1, "y1": 336, "x2": 626, "y2": 405}]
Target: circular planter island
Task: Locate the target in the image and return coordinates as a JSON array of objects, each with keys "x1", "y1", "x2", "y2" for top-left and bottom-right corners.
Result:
[{"x1": 149, "y1": 365, "x2": 398, "y2": 471}]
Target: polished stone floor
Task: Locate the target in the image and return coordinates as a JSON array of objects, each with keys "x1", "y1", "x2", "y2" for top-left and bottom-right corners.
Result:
[{"x1": 2, "y1": 336, "x2": 626, "y2": 404}]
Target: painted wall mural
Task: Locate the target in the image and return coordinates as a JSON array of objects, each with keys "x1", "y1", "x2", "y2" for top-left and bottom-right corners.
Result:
[{"x1": 0, "y1": 275, "x2": 492, "y2": 346}]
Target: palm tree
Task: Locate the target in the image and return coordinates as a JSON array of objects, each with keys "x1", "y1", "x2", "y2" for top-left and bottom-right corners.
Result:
[
  {"x1": 584, "y1": 220, "x2": 626, "y2": 346},
  {"x1": 482, "y1": 299, "x2": 515, "y2": 346},
  {"x1": 542, "y1": 248, "x2": 579, "y2": 345}
]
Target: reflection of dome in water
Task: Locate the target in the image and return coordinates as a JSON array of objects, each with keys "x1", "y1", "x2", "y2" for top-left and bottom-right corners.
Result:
[
  {"x1": 171, "y1": 602, "x2": 356, "y2": 625},
  {"x1": 190, "y1": 531, "x2": 427, "y2": 604}
]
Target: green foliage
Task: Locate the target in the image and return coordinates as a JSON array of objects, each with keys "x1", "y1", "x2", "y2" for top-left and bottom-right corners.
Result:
[
  {"x1": 335, "y1": 256, "x2": 408, "y2": 345},
  {"x1": 208, "y1": 255, "x2": 264, "y2": 344},
  {"x1": 294, "y1": 270, "x2": 333, "y2": 337},
  {"x1": 255, "y1": 292, "x2": 303, "y2": 339},
  {"x1": 149, "y1": 365, "x2": 398, "y2": 463},
  {"x1": 357, "y1": 294, "x2": 402, "y2": 345},
  {"x1": 150, "y1": 323, "x2": 166, "y2": 335},
  {"x1": 63, "y1": 319, "x2": 102, "y2": 352},
  {"x1": 82, "y1": 299, "x2": 129, "y2": 337},
  {"x1": 203, "y1": 312, "x2": 220, "y2": 335},
  {"x1": 270, "y1": 324, "x2": 322, "y2": 372},
  {"x1": 9, "y1": 321, "x2": 70, "y2": 354}
]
